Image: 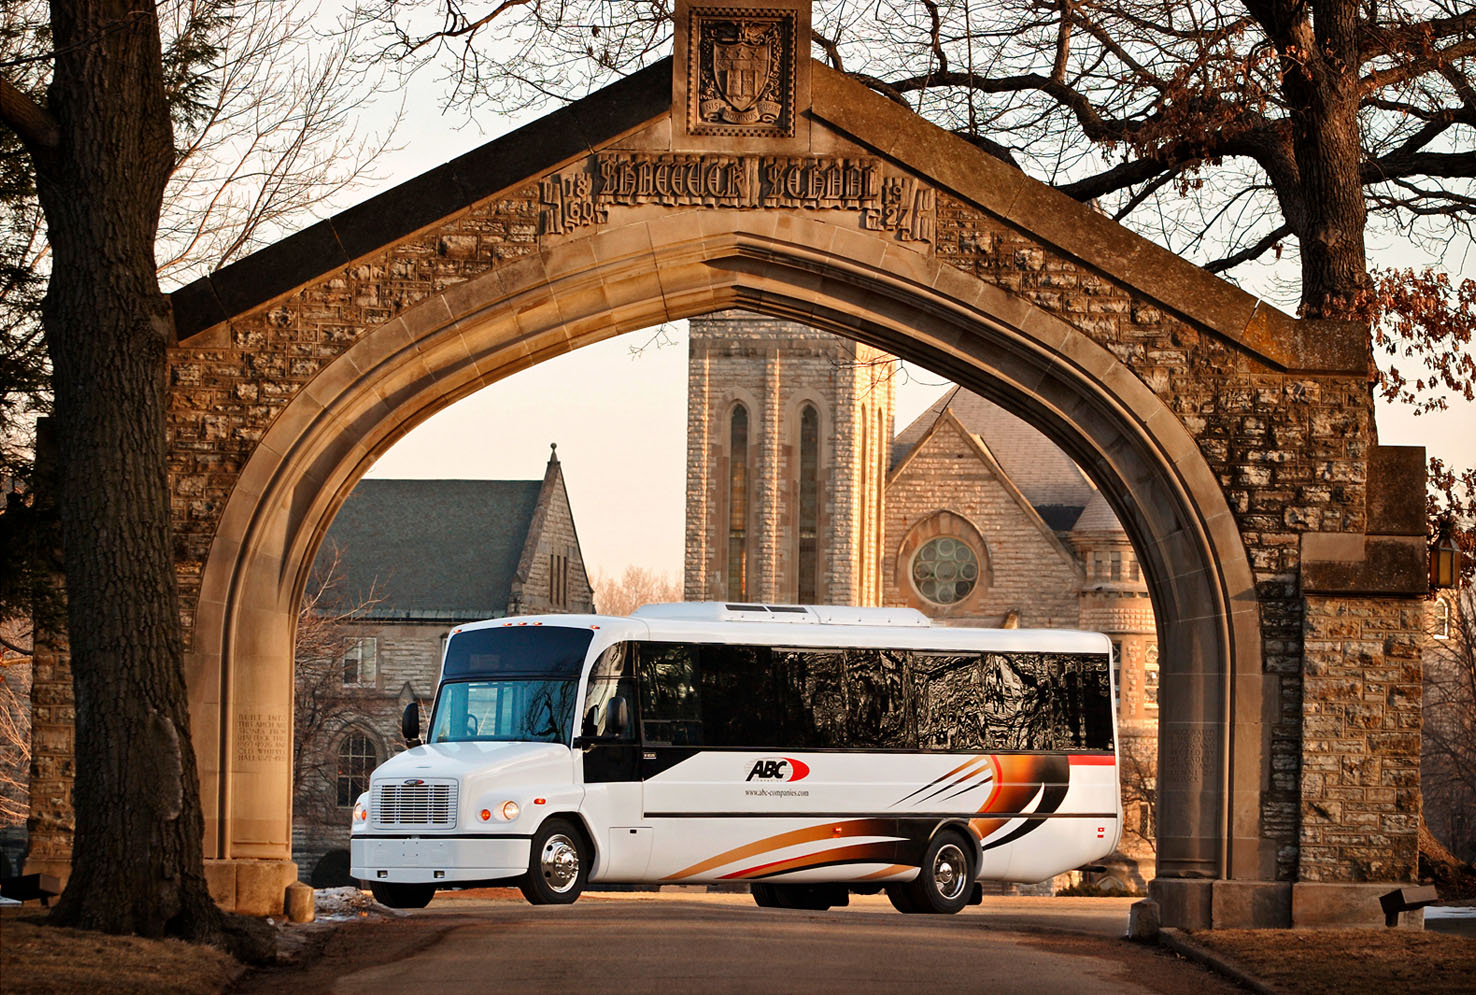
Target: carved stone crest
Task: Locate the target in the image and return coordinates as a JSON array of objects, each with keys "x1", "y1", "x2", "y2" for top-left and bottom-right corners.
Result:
[{"x1": 689, "y1": 9, "x2": 796, "y2": 137}]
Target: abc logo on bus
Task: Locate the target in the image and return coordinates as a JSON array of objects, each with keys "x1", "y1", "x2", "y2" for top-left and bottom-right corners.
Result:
[{"x1": 744, "y1": 757, "x2": 810, "y2": 782}]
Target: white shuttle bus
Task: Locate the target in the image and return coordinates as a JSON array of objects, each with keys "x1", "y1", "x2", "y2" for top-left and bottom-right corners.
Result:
[{"x1": 350, "y1": 603, "x2": 1121, "y2": 913}]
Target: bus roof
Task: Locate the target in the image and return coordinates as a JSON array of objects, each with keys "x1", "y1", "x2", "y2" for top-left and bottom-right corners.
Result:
[{"x1": 448, "y1": 604, "x2": 1112, "y2": 656}]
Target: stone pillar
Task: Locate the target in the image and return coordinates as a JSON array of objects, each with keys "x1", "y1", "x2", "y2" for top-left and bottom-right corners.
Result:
[
  {"x1": 1292, "y1": 446, "x2": 1427, "y2": 927},
  {"x1": 23, "y1": 419, "x2": 75, "y2": 886},
  {"x1": 683, "y1": 341, "x2": 711, "y2": 600},
  {"x1": 759, "y1": 347, "x2": 782, "y2": 602}
]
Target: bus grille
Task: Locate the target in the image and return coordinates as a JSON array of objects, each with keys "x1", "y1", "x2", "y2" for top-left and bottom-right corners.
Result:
[{"x1": 373, "y1": 780, "x2": 457, "y2": 828}]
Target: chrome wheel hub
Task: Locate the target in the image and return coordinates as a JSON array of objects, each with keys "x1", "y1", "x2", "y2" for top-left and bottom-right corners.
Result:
[
  {"x1": 932, "y1": 843, "x2": 967, "y2": 901},
  {"x1": 540, "y1": 833, "x2": 580, "y2": 893}
]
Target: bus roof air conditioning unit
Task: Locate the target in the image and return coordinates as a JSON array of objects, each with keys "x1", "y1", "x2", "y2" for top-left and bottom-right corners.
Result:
[{"x1": 631, "y1": 603, "x2": 932, "y2": 626}]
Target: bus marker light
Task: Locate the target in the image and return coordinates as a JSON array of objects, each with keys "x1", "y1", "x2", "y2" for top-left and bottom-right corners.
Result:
[
  {"x1": 534, "y1": 798, "x2": 547, "y2": 805},
  {"x1": 480, "y1": 809, "x2": 492, "y2": 822}
]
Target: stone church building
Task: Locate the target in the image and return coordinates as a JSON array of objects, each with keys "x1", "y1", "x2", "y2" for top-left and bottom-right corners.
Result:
[
  {"x1": 291, "y1": 446, "x2": 593, "y2": 884},
  {"x1": 684, "y1": 310, "x2": 1159, "y2": 885}
]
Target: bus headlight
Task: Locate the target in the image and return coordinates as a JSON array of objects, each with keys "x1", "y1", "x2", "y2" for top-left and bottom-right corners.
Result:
[
  {"x1": 353, "y1": 800, "x2": 368, "y2": 825},
  {"x1": 499, "y1": 800, "x2": 520, "y2": 821}
]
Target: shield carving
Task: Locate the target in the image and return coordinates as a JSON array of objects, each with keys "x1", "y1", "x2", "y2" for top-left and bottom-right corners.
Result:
[{"x1": 713, "y1": 33, "x2": 772, "y2": 113}]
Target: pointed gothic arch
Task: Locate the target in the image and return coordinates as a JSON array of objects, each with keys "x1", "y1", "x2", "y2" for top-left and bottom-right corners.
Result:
[{"x1": 123, "y1": 0, "x2": 1425, "y2": 929}]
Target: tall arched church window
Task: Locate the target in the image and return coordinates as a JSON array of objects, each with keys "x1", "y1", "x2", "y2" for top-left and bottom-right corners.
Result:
[
  {"x1": 728, "y1": 404, "x2": 750, "y2": 601},
  {"x1": 336, "y1": 731, "x2": 377, "y2": 806},
  {"x1": 797, "y1": 404, "x2": 819, "y2": 602}
]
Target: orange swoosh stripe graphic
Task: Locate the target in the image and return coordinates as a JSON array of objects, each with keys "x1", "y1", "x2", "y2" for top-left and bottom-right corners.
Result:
[
  {"x1": 856, "y1": 863, "x2": 913, "y2": 881},
  {"x1": 891, "y1": 754, "x2": 986, "y2": 807},
  {"x1": 720, "y1": 842, "x2": 898, "y2": 880},
  {"x1": 663, "y1": 819, "x2": 890, "y2": 880}
]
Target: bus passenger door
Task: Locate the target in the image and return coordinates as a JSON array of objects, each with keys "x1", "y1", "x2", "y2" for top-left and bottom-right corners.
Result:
[{"x1": 581, "y1": 660, "x2": 650, "y2": 881}]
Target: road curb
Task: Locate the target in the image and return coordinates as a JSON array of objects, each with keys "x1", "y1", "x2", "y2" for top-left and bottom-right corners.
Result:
[{"x1": 1158, "y1": 928, "x2": 1279, "y2": 995}]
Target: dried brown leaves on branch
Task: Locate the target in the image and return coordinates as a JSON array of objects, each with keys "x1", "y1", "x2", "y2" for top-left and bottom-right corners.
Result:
[
  {"x1": 353, "y1": 1, "x2": 1472, "y2": 312},
  {"x1": 1365, "y1": 267, "x2": 1476, "y2": 415},
  {"x1": 352, "y1": 0, "x2": 1472, "y2": 421}
]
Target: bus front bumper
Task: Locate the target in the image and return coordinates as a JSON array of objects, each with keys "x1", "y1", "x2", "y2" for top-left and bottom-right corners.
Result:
[{"x1": 351, "y1": 835, "x2": 531, "y2": 884}]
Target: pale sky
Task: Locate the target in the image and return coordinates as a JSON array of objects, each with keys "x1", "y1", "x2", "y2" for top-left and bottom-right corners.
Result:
[{"x1": 359, "y1": 74, "x2": 1475, "y2": 584}]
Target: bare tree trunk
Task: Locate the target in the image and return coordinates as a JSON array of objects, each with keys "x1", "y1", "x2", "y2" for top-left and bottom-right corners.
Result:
[
  {"x1": 1253, "y1": 0, "x2": 1370, "y2": 315},
  {"x1": 31, "y1": 0, "x2": 220, "y2": 939}
]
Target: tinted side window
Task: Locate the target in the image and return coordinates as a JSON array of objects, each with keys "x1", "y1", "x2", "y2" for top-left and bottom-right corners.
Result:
[
  {"x1": 787, "y1": 649, "x2": 846, "y2": 748},
  {"x1": 638, "y1": 644, "x2": 701, "y2": 745},
  {"x1": 844, "y1": 648, "x2": 915, "y2": 749},
  {"x1": 908, "y1": 651, "x2": 1115, "y2": 751},
  {"x1": 583, "y1": 641, "x2": 638, "y2": 742},
  {"x1": 698, "y1": 643, "x2": 776, "y2": 747},
  {"x1": 912, "y1": 653, "x2": 989, "y2": 750},
  {"x1": 913, "y1": 652, "x2": 1113, "y2": 751}
]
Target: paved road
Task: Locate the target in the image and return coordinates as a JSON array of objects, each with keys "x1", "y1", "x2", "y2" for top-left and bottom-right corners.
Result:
[{"x1": 243, "y1": 891, "x2": 1246, "y2": 995}]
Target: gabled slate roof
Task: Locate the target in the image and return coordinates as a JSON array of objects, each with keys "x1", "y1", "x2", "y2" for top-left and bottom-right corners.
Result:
[
  {"x1": 313, "y1": 478, "x2": 543, "y2": 621},
  {"x1": 891, "y1": 386, "x2": 1099, "y2": 532},
  {"x1": 1071, "y1": 490, "x2": 1123, "y2": 534}
]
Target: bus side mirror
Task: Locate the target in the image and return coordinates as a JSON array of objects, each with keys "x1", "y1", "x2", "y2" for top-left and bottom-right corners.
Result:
[
  {"x1": 606, "y1": 696, "x2": 630, "y2": 737},
  {"x1": 402, "y1": 701, "x2": 422, "y2": 747}
]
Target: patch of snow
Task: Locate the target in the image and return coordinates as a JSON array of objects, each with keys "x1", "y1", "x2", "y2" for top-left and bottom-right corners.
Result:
[
  {"x1": 313, "y1": 885, "x2": 400, "y2": 921},
  {"x1": 1426, "y1": 905, "x2": 1476, "y2": 919}
]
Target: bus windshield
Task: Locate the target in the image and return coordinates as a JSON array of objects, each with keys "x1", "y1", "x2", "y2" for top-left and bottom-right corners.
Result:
[{"x1": 429, "y1": 679, "x2": 579, "y2": 744}]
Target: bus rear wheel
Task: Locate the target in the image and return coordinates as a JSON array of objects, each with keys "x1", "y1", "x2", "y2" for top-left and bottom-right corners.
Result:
[
  {"x1": 519, "y1": 817, "x2": 588, "y2": 905},
  {"x1": 369, "y1": 881, "x2": 436, "y2": 909},
  {"x1": 895, "y1": 830, "x2": 974, "y2": 914}
]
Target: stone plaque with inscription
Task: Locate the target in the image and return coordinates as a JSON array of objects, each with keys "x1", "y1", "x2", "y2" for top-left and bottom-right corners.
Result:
[{"x1": 541, "y1": 152, "x2": 935, "y2": 244}]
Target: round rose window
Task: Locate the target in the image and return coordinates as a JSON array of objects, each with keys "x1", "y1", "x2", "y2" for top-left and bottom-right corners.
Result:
[{"x1": 911, "y1": 536, "x2": 980, "y2": 605}]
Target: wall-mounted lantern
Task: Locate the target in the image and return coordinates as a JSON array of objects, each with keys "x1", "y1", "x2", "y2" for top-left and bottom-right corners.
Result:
[{"x1": 1430, "y1": 519, "x2": 1461, "y2": 590}]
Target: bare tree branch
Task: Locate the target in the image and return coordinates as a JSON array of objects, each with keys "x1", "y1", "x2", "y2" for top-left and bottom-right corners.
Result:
[
  {"x1": 0, "y1": 76, "x2": 58, "y2": 152},
  {"x1": 1206, "y1": 220, "x2": 1293, "y2": 272}
]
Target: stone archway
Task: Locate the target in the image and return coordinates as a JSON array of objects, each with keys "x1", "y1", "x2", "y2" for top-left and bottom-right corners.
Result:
[{"x1": 27, "y1": 0, "x2": 1422, "y2": 927}]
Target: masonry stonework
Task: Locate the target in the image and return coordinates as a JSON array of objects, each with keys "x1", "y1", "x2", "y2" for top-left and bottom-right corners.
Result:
[
  {"x1": 684, "y1": 312, "x2": 893, "y2": 606},
  {"x1": 1299, "y1": 596, "x2": 1421, "y2": 883}
]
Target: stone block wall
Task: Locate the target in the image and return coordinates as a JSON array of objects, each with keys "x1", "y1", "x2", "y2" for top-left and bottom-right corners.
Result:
[
  {"x1": 1299, "y1": 595, "x2": 1421, "y2": 882},
  {"x1": 24, "y1": 624, "x2": 73, "y2": 882},
  {"x1": 934, "y1": 193, "x2": 1379, "y2": 882},
  {"x1": 168, "y1": 191, "x2": 544, "y2": 649},
  {"x1": 684, "y1": 312, "x2": 894, "y2": 605}
]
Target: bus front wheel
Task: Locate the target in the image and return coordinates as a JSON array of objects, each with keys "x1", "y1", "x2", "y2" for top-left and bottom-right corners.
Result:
[
  {"x1": 895, "y1": 830, "x2": 974, "y2": 914},
  {"x1": 520, "y1": 817, "x2": 588, "y2": 905}
]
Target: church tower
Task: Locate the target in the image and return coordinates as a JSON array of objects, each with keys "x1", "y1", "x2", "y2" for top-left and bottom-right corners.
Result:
[{"x1": 684, "y1": 310, "x2": 895, "y2": 605}]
